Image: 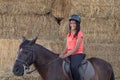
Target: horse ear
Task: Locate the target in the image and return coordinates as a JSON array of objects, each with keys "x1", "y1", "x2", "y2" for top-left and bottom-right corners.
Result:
[
  {"x1": 22, "y1": 36, "x2": 27, "y2": 42},
  {"x1": 30, "y1": 37, "x2": 38, "y2": 45}
]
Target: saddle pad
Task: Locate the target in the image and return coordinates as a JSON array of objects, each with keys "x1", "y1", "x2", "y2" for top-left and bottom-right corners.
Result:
[
  {"x1": 63, "y1": 60, "x2": 73, "y2": 80},
  {"x1": 79, "y1": 61, "x2": 95, "y2": 80}
]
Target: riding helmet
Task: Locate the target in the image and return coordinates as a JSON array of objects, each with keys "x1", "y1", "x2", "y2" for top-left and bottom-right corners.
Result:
[{"x1": 69, "y1": 14, "x2": 81, "y2": 23}]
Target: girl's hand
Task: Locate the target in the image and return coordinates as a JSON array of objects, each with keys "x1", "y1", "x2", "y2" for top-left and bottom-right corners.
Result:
[
  {"x1": 63, "y1": 53, "x2": 69, "y2": 58},
  {"x1": 59, "y1": 54, "x2": 64, "y2": 59}
]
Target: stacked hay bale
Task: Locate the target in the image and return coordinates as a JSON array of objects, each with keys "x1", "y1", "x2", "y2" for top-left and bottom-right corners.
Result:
[{"x1": 0, "y1": 0, "x2": 119, "y2": 80}]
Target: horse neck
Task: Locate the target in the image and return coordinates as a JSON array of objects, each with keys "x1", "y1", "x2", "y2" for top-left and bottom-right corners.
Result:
[{"x1": 33, "y1": 44, "x2": 58, "y2": 79}]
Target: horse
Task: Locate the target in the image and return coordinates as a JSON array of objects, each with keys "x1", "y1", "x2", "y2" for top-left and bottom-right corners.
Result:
[{"x1": 13, "y1": 37, "x2": 115, "y2": 80}]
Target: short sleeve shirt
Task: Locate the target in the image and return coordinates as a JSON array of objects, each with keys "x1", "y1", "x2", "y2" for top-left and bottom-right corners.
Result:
[{"x1": 67, "y1": 31, "x2": 84, "y2": 55}]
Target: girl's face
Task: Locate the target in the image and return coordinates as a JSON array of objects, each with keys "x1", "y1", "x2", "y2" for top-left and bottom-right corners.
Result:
[{"x1": 70, "y1": 20, "x2": 76, "y2": 31}]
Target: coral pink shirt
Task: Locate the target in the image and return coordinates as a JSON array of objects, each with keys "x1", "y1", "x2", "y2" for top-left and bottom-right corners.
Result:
[{"x1": 67, "y1": 31, "x2": 84, "y2": 55}]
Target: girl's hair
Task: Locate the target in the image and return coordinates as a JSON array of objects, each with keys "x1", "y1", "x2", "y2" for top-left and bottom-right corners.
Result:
[{"x1": 69, "y1": 20, "x2": 80, "y2": 38}]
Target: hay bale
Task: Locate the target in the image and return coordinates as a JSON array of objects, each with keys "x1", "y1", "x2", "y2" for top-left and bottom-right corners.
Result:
[
  {"x1": 95, "y1": 6, "x2": 114, "y2": 18},
  {"x1": 98, "y1": 0, "x2": 114, "y2": 6},
  {"x1": 70, "y1": 0, "x2": 114, "y2": 18},
  {"x1": 45, "y1": 40, "x2": 64, "y2": 53},
  {"x1": 0, "y1": 15, "x2": 60, "y2": 39},
  {"x1": 114, "y1": 0, "x2": 120, "y2": 6},
  {"x1": 58, "y1": 18, "x2": 69, "y2": 40},
  {"x1": 84, "y1": 43, "x2": 120, "y2": 78},
  {"x1": 0, "y1": 0, "x2": 119, "y2": 79},
  {"x1": 0, "y1": 0, "x2": 50, "y2": 3},
  {"x1": 81, "y1": 18, "x2": 116, "y2": 44},
  {"x1": 52, "y1": 0, "x2": 71, "y2": 19},
  {"x1": 0, "y1": 15, "x2": 15, "y2": 39},
  {"x1": 0, "y1": 0, "x2": 54, "y2": 15},
  {"x1": 114, "y1": 6, "x2": 120, "y2": 20},
  {"x1": 114, "y1": 19, "x2": 120, "y2": 43},
  {"x1": 71, "y1": 0, "x2": 114, "y2": 6}
]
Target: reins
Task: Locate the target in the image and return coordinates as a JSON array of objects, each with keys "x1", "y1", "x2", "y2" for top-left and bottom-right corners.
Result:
[
  {"x1": 26, "y1": 57, "x2": 60, "y2": 74},
  {"x1": 39, "y1": 57, "x2": 60, "y2": 67}
]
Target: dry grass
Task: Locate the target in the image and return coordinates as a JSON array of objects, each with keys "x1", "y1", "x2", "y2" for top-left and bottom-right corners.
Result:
[{"x1": 0, "y1": 68, "x2": 41, "y2": 80}]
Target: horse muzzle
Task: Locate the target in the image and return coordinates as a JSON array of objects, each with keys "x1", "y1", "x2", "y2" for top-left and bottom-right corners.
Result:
[{"x1": 13, "y1": 63, "x2": 24, "y2": 76}]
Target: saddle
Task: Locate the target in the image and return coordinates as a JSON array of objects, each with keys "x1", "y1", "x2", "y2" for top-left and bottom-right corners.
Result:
[{"x1": 62, "y1": 58, "x2": 95, "y2": 80}]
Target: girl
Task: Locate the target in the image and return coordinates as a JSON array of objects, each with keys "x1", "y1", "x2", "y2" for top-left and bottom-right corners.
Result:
[{"x1": 59, "y1": 14, "x2": 85, "y2": 80}]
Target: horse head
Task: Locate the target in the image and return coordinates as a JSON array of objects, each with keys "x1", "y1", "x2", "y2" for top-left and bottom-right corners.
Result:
[{"x1": 13, "y1": 36, "x2": 37, "y2": 76}]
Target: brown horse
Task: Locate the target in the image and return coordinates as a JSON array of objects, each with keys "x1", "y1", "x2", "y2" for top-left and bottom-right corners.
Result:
[{"x1": 13, "y1": 37, "x2": 115, "y2": 80}]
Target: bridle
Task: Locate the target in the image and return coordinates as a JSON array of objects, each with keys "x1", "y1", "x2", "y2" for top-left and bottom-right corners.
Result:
[
  {"x1": 16, "y1": 46, "x2": 36, "y2": 74},
  {"x1": 16, "y1": 45, "x2": 60, "y2": 74}
]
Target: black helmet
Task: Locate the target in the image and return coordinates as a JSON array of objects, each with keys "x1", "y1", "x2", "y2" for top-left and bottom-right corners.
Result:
[{"x1": 69, "y1": 14, "x2": 81, "y2": 23}]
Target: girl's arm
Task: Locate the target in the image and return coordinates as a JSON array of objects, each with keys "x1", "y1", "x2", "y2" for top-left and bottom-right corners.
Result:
[{"x1": 64, "y1": 37, "x2": 82, "y2": 58}]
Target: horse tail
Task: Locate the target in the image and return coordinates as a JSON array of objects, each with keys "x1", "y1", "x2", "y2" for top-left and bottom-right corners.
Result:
[{"x1": 110, "y1": 71, "x2": 115, "y2": 80}]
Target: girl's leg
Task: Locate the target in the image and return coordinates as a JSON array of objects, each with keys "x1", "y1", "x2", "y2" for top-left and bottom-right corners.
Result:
[{"x1": 70, "y1": 54, "x2": 85, "y2": 80}]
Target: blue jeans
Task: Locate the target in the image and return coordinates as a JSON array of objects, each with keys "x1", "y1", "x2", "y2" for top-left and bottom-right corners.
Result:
[{"x1": 69, "y1": 54, "x2": 85, "y2": 80}]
